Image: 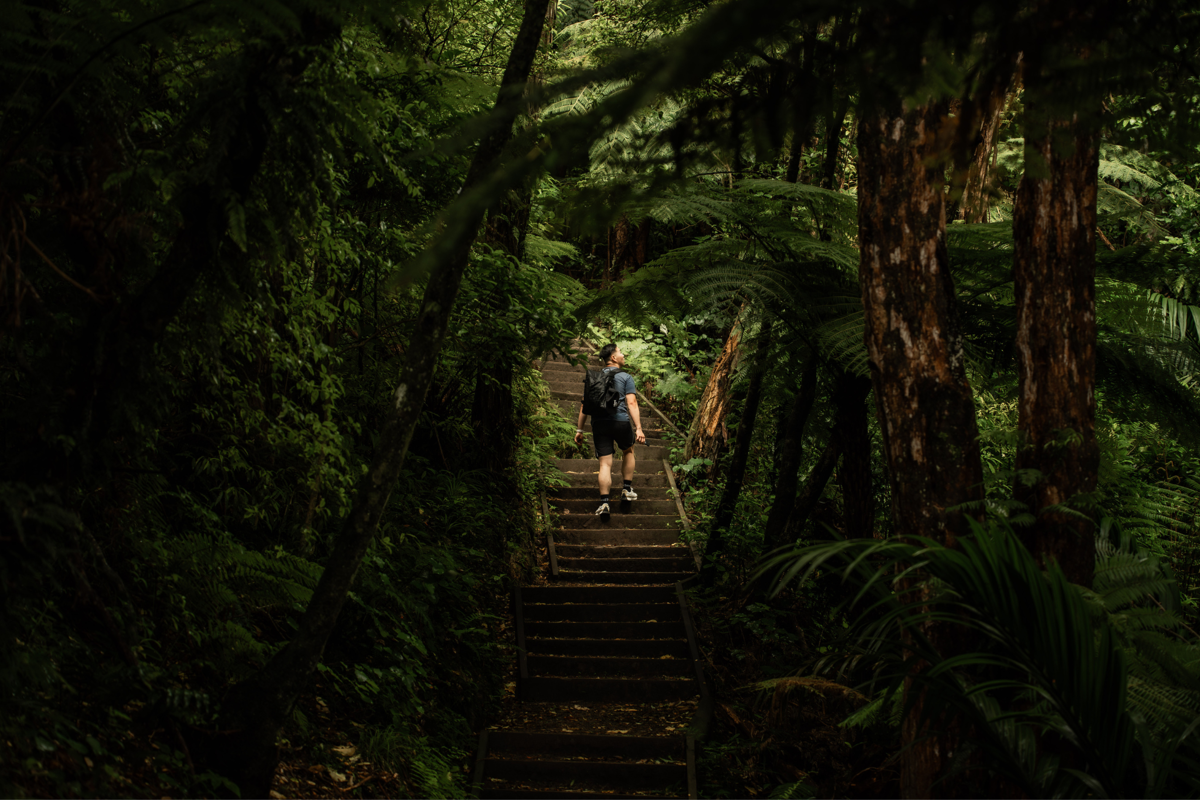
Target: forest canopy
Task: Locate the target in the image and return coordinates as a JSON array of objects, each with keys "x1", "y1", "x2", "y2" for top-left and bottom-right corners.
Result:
[{"x1": 2, "y1": 0, "x2": 1200, "y2": 797}]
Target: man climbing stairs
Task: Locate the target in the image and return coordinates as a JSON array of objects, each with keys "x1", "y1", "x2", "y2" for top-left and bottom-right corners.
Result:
[{"x1": 473, "y1": 345, "x2": 701, "y2": 799}]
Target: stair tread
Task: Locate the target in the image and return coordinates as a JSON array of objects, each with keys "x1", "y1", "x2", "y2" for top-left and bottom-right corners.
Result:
[{"x1": 496, "y1": 347, "x2": 694, "y2": 798}]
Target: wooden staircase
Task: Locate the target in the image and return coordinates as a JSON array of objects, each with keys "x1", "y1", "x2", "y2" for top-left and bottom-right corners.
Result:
[{"x1": 474, "y1": 346, "x2": 702, "y2": 799}]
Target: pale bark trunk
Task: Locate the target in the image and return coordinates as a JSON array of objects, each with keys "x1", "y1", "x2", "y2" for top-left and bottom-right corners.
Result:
[
  {"x1": 706, "y1": 336, "x2": 771, "y2": 562},
  {"x1": 961, "y1": 94, "x2": 1008, "y2": 223},
  {"x1": 207, "y1": 2, "x2": 553, "y2": 793},
  {"x1": 684, "y1": 322, "x2": 741, "y2": 475}
]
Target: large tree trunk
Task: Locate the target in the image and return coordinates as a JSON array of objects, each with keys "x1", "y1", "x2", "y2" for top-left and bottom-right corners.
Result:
[
  {"x1": 858, "y1": 103, "x2": 984, "y2": 549},
  {"x1": 684, "y1": 321, "x2": 741, "y2": 474},
  {"x1": 705, "y1": 336, "x2": 771, "y2": 563},
  {"x1": 206, "y1": 2, "x2": 552, "y2": 794},
  {"x1": 858, "y1": 100, "x2": 985, "y2": 798},
  {"x1": 1012, "y1": 87, "x2": 1099, "y2": 586},
  {"x1": 763, "y1": 357, "x2": 818, "y2": 548}
]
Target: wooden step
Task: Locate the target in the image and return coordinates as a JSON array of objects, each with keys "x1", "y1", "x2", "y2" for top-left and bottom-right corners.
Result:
[
  {"x1": 521, "y1": 677, "x2": 697, "y2": 703},
  {"x1": 522, "y1": 602, "x2": 679, "y2": 622},
  {"x1": 482, "y1": 790, "x2": 679, "y2": 799},
  {"x1": 557, "y1": 514, "x2": 681, "y2": 530},
  {"x1": 551, "y1": 437, "x2": 670, "y2": 458},
  {"x1": 558, "y1": 473, "x2": 672, "y2": 489},
  {"x1": 556, "y1": 556, "x2": 694, "y2": 573},
  {"x1": 555, "y1": 458, "x2": 666, "y2": 474},
  {"x1": 485, "y1": 757, "x2": 685, "y2": 785},
  {"x1": 554, "y1": 544, "x2": 688, "y2": 559},
  {"x1": 553, "y1": 529, "x2": 683, "y2": 545},
  {"x1": 522, "y1": 597, "x2": 676, "y2": 618},
  {"x1": 522, "y1": 586, "x2": 676, "y2": 603},
  {"x1": 552, "y1": 570, "x2": 693, "y2": 584},
  {"x1": 551, "y1": 486, "x2": 674, "y2": 500},
  {"x1": 554, "y1": 499, "x2": 678, "y2": 515},
  {"x1": 525, "y1": 638, "x2": 689, "y2": 658},
  {"x1": 528, "y1": 655, "x2": 692, "y2": 678},
  {"x1": 525, "y1": 620, "x2": 684, "y2": 639},
  {"x1": 488, "y1": 732, "x2": 683, "y2": 759}
]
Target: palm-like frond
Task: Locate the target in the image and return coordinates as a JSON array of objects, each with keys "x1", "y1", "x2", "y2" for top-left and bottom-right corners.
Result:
[{"x1": 757, "y1": 521, "x2": 1200, "y2": 797}]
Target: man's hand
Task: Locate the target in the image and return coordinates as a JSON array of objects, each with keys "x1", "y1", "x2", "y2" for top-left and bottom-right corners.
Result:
[
  {"x1": 635, "y1": 426, "x2": 646, "y2": 445},
  {"x1": 574, "y1": 430, "x2": 584, "y2": 444}
]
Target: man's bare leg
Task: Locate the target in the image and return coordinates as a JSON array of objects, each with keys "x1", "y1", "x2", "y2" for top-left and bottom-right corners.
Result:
[
  {"x1": 621, "y1": 447, "x2": 636, "y2": 483},
  {"x1": 598, "y1": 454, "x2": 614, "y2": 497}
]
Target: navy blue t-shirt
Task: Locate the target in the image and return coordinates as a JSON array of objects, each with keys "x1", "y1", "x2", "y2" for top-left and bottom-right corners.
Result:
[{"x1": 602, "y1": 367, "x2": 636, "y2": 422}]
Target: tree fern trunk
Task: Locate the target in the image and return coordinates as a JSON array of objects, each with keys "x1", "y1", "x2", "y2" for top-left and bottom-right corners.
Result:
[
  {"x1": 858, "y1": 99, "x2": 985, "y2": 799},
  {"x1": 705, "y1": 334, "x2": 771, "y2": 564},
  {"x1": 207, "y1": 1, "x2": 553, "y2": 793},
  {"x1": 1013, "y1": 90, "x2": 1099, "y2": 586},
  {"x1": 612, "y1": 213, "x2": 637, "y2": 280},
  {"x1": 780, "y1": 431, "x2": 840, "y2": 543},
  {"x1": 961, "y1": 93, "x2": 1007, "y2": 223},
  {"x1": 763, "y1": 357, "x2": 818, "y2": 548},
  {"x1": 684, "y1": 320, "x2": 740, "y2": 474}
]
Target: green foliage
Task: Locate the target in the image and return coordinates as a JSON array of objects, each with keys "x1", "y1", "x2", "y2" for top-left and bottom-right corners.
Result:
[{"x1": 762, "y1": 521, "x2": 1200, "y2": 797}]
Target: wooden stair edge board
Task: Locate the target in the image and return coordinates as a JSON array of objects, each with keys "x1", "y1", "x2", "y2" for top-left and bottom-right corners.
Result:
[
  {"x1": 483, "y1": 756, "x2": 687, "y2": 784},
  {"x1": 482, "y1": 789, "x2": 684, "y2": 799},
  {"x1": 521, "y1": 676, "x2": 700, "y2": 702},
  {"x1": 487, "y1": 731, "x2": 684, "y2": 758},
  {"x1": 521, "y1": 585, "x2": 676, "y2": 601}
]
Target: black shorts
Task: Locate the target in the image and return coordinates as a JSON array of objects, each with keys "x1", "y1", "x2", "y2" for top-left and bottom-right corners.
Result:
[{"x1": 592, "y1": 418, "x2": 635, "y2": 457}]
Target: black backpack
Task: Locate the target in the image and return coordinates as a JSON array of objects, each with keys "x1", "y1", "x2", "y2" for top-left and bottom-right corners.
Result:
[{"x1": 582, "y1": 368, "x2": 626, "y2": 416}]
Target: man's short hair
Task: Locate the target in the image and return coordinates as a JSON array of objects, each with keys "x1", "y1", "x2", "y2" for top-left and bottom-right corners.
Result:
[{"x1": 598, "y1": 343, "x2": 618, "y2": 365}]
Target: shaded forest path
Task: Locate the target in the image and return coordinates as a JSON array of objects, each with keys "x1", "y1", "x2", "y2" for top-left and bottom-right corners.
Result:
[{"x1": 473, "y1": 343, "x2": 703, "y2": 798}]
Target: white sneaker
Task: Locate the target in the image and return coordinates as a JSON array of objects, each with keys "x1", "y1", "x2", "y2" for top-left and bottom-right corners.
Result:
[
  {"x1": 621, "y1": 488, "x2": 638, "y2": 502},
  {"x1": 595, "y1": 501, "x2": 611, "y2": 522}
]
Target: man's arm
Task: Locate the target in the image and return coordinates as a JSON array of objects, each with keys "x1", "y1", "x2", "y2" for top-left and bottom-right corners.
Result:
[
  {"x1": 574, "y1": 402, "x2": 587, "y2": 444},
  {"x1": 626, "y1": 394, "x2": 647, "y2": 444}
]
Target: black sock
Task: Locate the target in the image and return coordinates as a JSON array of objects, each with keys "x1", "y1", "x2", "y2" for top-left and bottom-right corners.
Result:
[
  {"x1": 623, "y1": 480, "x2": 632, "y2": 491},
  {"x1": 600, "y1": 494, "x2": 610, "y2": 502}
]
